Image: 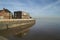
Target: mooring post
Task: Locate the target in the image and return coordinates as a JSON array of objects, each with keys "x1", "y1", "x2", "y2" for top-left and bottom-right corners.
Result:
[{"x1": 6, "y1": 24, "x2": 8, "y2": 30}]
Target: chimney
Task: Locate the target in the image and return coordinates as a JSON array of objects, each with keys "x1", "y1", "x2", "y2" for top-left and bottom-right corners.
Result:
[{"x1": 3, "y1": 8, "x2": 6, "y2": 10}]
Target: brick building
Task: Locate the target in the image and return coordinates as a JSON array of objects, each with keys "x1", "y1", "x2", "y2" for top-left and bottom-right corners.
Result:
[{"x1": 0, "y1": 8, "x2": 12, "y2": 19}]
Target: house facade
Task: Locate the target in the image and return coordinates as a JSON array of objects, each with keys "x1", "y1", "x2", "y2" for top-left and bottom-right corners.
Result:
[{"x1": 0, "y1": 8, "x2": 12, "y2": 19}]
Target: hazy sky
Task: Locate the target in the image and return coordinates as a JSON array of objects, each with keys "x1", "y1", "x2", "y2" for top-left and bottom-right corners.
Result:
[{"x1": 0, "y1": 0, "x2": 60, "y2": 18}]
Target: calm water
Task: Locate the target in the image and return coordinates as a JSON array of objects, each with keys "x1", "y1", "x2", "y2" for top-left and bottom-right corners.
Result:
[{"x1": 1, "y1": 18, "x2": 60, "y2": 40}]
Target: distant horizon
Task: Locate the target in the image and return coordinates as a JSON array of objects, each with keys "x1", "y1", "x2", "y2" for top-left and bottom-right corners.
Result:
[{"x1": 33, "y1": 16, "x2": 60, "y2": 19}]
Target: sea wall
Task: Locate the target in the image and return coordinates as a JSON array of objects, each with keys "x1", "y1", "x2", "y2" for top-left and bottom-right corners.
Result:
[{"x1": 0, "y1": 19, "x2": 35, "y2": 30}]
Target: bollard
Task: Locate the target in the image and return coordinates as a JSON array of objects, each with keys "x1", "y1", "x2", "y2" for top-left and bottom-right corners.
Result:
[{"x1": 6, "y1": 24, "x2": 8, "y2": 30}]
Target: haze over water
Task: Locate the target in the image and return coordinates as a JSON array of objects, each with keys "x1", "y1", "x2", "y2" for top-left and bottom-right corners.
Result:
[{"x1": 6, "y1": 18, "x2": 60, "y2": 40}]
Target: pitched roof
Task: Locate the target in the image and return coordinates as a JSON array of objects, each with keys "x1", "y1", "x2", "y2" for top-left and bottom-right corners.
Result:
[
  {"x1": 0, "y1": 8, "x2": 11, "y2": 13},
  {"x1": 3, "y1": 8, "x2": 11, "y2": 13}
]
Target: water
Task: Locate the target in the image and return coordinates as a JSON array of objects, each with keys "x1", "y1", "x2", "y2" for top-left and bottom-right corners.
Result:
[{"x1": 0, "y1": 18, "x2": 60, "y2": 40}]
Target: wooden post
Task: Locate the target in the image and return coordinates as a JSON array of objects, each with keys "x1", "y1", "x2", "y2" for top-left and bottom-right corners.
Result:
[{"x1": 6, "y1": 24, "x2": 8, "y2": 30}]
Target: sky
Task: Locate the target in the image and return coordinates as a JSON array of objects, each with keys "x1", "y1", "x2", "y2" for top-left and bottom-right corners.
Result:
[{"x1": 0, "y1": 0, "x2": 60, "y2": 18}]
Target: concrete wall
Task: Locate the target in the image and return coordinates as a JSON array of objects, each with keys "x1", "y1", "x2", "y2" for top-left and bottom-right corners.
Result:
[
  {"x1": 0, "y1": 19, "x2": 35, "y2": 36},
  {"x1": 0, "y1": 19, "x2": 35, "y2": 30}
]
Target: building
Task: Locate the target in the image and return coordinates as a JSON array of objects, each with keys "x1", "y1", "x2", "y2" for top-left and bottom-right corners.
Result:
[
  {"x1": 0, "y1": 8, "x2": 13, "y2": 19},
  {"x1": 14, "y1": 11, "x2": 22, "y2": 19},
  {"x1": 22, "y1": 11, "x2": 31, "y2": 19},
  {"x1": 14, "y1": 11, "x2": 31, "y2": 19}
]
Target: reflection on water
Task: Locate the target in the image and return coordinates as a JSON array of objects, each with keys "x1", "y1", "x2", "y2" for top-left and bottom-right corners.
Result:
[{"x1": 0, "y1": 18, "x2": 60, "y2": 40}]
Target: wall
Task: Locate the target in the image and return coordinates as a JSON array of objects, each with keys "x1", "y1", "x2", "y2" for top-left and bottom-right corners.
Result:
[{"x1": 0, "y1": 19, "x2": 35, "y2": 30}]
